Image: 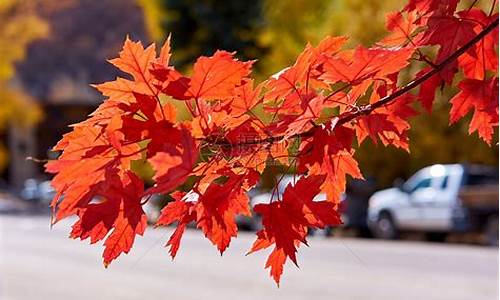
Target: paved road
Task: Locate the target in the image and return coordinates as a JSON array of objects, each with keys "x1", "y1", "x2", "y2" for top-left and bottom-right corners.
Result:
[{"x1": 0, "y1": 215, "x2": 497, "y2": 300}]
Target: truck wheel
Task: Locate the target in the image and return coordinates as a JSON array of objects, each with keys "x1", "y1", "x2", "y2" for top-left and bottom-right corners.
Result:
[
  {"x1": 374, "y1": 212, "x2": 398, "y2": 240},
  {"x1": 485, "y1": 215, "x2": 498, "y2": 247}
]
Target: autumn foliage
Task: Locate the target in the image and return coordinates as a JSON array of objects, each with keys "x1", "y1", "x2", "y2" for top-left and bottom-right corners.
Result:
[{"x1": 46, "y1": 0, "x2": 498, "y2": 284}]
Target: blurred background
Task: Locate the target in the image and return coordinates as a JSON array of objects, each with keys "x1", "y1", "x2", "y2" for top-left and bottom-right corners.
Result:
[{"x1": 0, "y1": 1, "x2": 498, "y2": 299}]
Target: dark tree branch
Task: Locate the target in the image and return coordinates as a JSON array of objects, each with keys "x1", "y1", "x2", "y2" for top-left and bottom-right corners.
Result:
[
  {"x1": 337, "y1": 17, "x2": 499, "y2": 125},
  {"x1": 206, "y1": 18, "x2": 499, "y2": 148}
]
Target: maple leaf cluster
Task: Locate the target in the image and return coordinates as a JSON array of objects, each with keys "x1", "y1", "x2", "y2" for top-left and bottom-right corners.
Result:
[{"x1": 46, "y1": 0, "x2": 498, "y2": 284}]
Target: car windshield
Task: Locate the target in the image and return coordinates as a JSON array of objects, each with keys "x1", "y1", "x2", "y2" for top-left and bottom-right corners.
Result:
[{"x1": 407, "y1": 177, "x2": 433, "y2": 193}]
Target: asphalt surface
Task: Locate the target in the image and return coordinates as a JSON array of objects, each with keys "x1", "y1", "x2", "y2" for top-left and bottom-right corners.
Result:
[{"x1": 0, "y1": 215, "x2": 498, "y2": 300}]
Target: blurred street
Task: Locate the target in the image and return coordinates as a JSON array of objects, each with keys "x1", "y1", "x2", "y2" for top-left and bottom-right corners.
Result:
[{"x1": 1, "y1": 215, "x2": 497, "y2": 300}]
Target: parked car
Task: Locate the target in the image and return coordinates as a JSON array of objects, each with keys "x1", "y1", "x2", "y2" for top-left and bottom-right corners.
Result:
[
  {"x1": 339, "y1": 179, "x2": 377, "y2": 237},
  {"x1": 20, "y1": 179, "x2": 55, "y2": 205},
  {"x1": 367, "y1": 164, "x2": 499, "y2": 245}
]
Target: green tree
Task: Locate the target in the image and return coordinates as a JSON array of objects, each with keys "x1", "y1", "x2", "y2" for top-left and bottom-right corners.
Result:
[{"x1": 138, "y1": 0, "x2": 268, "y2": 71}]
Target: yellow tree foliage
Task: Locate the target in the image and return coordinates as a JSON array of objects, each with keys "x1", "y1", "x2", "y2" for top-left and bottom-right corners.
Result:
[
  {"x1": 257, "y1": 0, "x2": 401, "y2": 75},
  {"x1": 136, "y1": 0, "x2": 165, "y2": 42},
  {"x1": 0, "y1": 0, "x2": 49, "y2": 81},
  {"x1": 0, "y1": 0, "x2": 49, "y2": 170}
]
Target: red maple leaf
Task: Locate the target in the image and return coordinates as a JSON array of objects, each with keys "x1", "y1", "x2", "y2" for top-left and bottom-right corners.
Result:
[
  {"x1": 229, "y1": 79, "x2": 263, "y2": 116},
  {"x1": 457, "y1": 9, "x2": 499, "y2": 80},
  {"x1": 416, "y1": 67, "x2": 443, "y2": 112},
  {"x1": 46, "y1": 124, "x2": 142, "y2": 221},
  {"x1": 248, "y1": 175, "x2": 341, "y2": 285},
  {"x1": 298, "y1": 125, "x2": 362, "y2": 202},
  {"x1": 147, "y1": 126, "x2": 198, "y2": 195},
  {"x1": 156, "y1": 51, "x2": 253, "y2": 101},
  {"x1": 93, "y1": 38, "x2": 161, "y2": 103},
  {"x1": 417, "y1": 12, "x2": 476, "y2": 81},
  {"x1": 404, "y1": 0, "x2": 458, "y2": 15},
  {"x1": 265, "y1": 36, "x2": 347, "y2": 102},
  {"x1": 321, "y1": 46, "x2": 414, "y2": 86},
  {"x1": 157, "y1": 169, "x2": 259, "y2": 256},
  {"x1": 379, "y1": 11, "x2": 419, "y2": 47},
  {"x1": 69, "y1": 172, "x2": 147, "y2": 266},
  {"x1": 450, "y1": 78, "x2": 499, "y2": 144},
  {"x1": 156, "y1": 191, "x2": 197, "y2": 258}
]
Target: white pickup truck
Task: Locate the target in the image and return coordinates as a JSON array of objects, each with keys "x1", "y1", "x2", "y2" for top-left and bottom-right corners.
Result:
[{"x1": 367, "y1": 164, "x2": 498, "y2": 244}]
